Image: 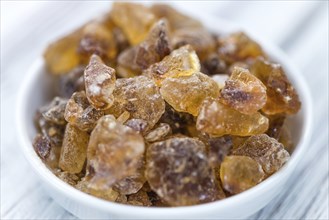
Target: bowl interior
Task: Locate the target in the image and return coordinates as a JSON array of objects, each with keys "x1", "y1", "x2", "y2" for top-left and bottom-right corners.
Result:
[{"x1": 17, "y1": 16, "x2": 312, "y2": 218}]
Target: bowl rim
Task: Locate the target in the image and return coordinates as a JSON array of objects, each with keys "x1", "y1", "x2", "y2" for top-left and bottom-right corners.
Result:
[{"x1": 16, "y1": 17, "x2": 313, "y2": 217}]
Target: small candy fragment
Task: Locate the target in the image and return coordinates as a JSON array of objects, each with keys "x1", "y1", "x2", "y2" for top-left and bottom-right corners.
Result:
[
  {"x1": 147, "y1": 191, "x2": 168, "y2": 207},
  {"x1": 250, "y1": 58, "x2": 301, "y2": 115},
  {"x1": 113, "y1": 157, "x2": 146, "y2": 195},
  {"x1": 115, "y1": 194, "x2": 128, "y2": 204},
  {"x1": 64, "y1": 91, "x2": 104, "y2": 132},
  {"x1": 158, "y1": 103, "x2": 195, "y2": 135},
  {"x1": 135, "y1": 19, "x2": 171, "y2": 70},
  {"x1": 151, "y1": 4, "x2": 202, "y2": 31},
  {"x1": 144, "y1": 45, "x2": 201, "y2": 86},
  {"x1": 59, "y1": 124, "x2": 89, "y2": 174},
  {"x1": 56, "y1": 171, "x2": 80, "y2": 186},
  {"x1": 220, "y1": 67, "x2": 267, "y2": 115},
  {"x1": 160, "y1": 72, "x2": 219, "y2": 116},
  {"x1": 125, "y1": 118, "x2": 149, "y2": 134},
  {"x1": 33, "y1": 134, "x2": 52, "y2": 160},
  {"x1": 32, "y1": 134, "x2": 61, "y2": 169},
  {"x1": 207, "y1": 135, "x2": 233, "y2": 167},
  {"x1": 172, "y1": 28, "x2": 216, "y2": 61},
  {"x1": 106, "y1": 76, "x2": 165, "y2": 129},
  {"x1": 78, "y1": 21, "x2": 117, "y2": 62},
  {"x1": 220, "y1": 156, "x2": 265, "y2": 194},
  {"x1": 127, "y1": 190, "x2": 152, "y2": 207},
  {"x1": 231, "y1": 136, "x2": 248, "y2": 149},
  {"x1": 201, "y1": 53, "x2": 227, "y2": 75},
  {"x1": 233, "y1": 134, "x2": 290, "y2": 175},
  {"x1": 218, "y1": 32, "x2": 265, "y2": 64},
  {"x1": 196, "y1": 98, "x2": 269, "y2": 136},
  {"x1": 84, "y1": 54, "x2": 116, "y2": 110},
  {"x1": 138, "y1": 183, "x2": 168, "y2": 206},
  {"x1": 40, "y1": 97, "x2": 68, "y2": 125},
  {"x1": 116, "y1": 19, "x2": 172, "y2": 77},
  {"x1": 144, "y1": 123, "x2": 171, "y2": 142},
  {"x1": 111, "y1": 2, "x2": 156, "y2": 45},
  {"x1": 59, "y1": 66, "x2": 85, "y2": 98},
  {"x1": 228, "y1": 61, "x2": 250, "y2": 73},
  {"x1": 266, "y1": 114, "x2": 286, "y2": 139},
  {"x1": 38, "y1": 116, "x2": 65, "y2": 147},
  {"x1": 112, "y1": 26, "x2": 130, "y2": 54},
  {"x1": 86, "y1": 115, "x2": 145, "y2": 189},
  {"x1": 76, "y1": 178, "x2": 119, "y2": 201},
  {"x1": 44, "y1": 28, "x2": 82, "y2": 74},
  {"x1": 146, "y1": 137, "x2": 224, "y2": 206},
  {"x1": 117, "y1": 47, "x2": 141, "y2": 78}
]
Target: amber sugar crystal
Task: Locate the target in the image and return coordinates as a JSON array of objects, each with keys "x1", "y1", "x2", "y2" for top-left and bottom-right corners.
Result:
[{"x1": 35, "y1": 2, "x2": 301, "y2": 207}]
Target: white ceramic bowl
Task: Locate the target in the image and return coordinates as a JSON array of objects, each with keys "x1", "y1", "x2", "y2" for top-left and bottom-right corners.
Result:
[{"x1": 16, "y1": 16, "x2": 312, "y2": 219}]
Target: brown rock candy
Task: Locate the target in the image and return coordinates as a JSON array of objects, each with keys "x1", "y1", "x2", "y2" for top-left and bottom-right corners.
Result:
[
  {"x1": 56, "y1": 171, "x2": 80, "y2": 186},
  {"x1": 160, "y1": 72, "x2": 219, "y2": 116},
  {"x1": 127, "y1": 190, "x2": 152, "y2": 207},
  {"x1": 115, "y1": 194, "x2": 128, "y2": 204},
  {"x1": 116, "y1": 19, "x2": 172, "y2": 77},
  {"x1": 125, "y1": 118, "x2": 149, "y2": 134},
  {"x1": 158, "y1": 103, "x2": 195, "y2": 135},
  {"x1": 59, "y1": 66, "x2": 85, "y2": 98},
  {"x1": 38, "y1": 115, "x2": 65, "y2": 147},
  {"x1": 143, "y1": 45, "x2": 200, "y2": 86},
  {"x1": 112, "y1": 26, "x2": 130, "y2": 54},
  {"x1": 151, "y1": 4, "x2": 202, "y2": 31},
  {"x1": 32, "y1": 134, "x2": 61, "y2": 169},
  {"x1": 135, "y1": 19, "x2": 172, "y2": 70},
  {"x1": 196, "y1": 98, "x2": 269, "y2": 136},
  {"x1": 59, "y1": 124, "x2": 89, "y2": 174},
  {"x1": 86, "y1": 115, "x2": 145, "y2": 190},
  {"x1": 220, "y1": 155, "x2": 265, "y2": 194},
  {"x1": 231, "y1": 136, "x2": 248, "y2": 149},
  {"x1": 113, "y1": 157, "x2": 146, "y2": 195},
  {"x1": 84, "y1": 54, "x2": 116, "y2": 110},
  {"x1": 218, "y1": 32, "x2": 265, "y2": 64},
  {"x1": 40, "y1": 97, "x2": 68, "y2": 125},
  {"x1": 78, "y1": 20, "x2": 117, "y2": 63},
  {"x1": 172, "y1": 28, "x2": 216, "y2": 61},
  {"x1": 228, "y1": 61, "x2": 251, "y2": 74},
  {"x1": 44, "y1": 28, "x2": 82, "y2": 75},
  {"x1": 146, "y1": 137, "x2": 224, "y2": 206},
  {"x1": 117, "y1": 47, "x2": 141, "y2": 78},
  {"x1": 233, "y1": 134, "x2": 290, "y2": 175},
  {"x1": 266, "y1": 114, "x2": 286, "y2": 139},
  {"x1": 76, "y1": 178, "x2": 119, "y2": 201},
  {"x1": 33, "y1": 134, "x2": 52, "y2": 160},
  {"x1": 64, "y1": 91, "x2": 104, "y2": 132},
  {"x1": 111, "y1": 2, "x2": 156, "y2": 45},
  {"x1": 144, "y1": 123, "x2": 172, "y2": 142},
  {"x1": 106, "y1": 76, "x2": 165, "y2": 130},
  {"x1": 201, "y1": 53, "x2": 227, "y2": 75},
  {"x1": 251, "y1": 58, "x2": 301, "y2": 115},
  {"x1": 207, "y1": 135, "x2": 233, "y2": 167},
  {"x1": 220, "y1": 67, "x2": 267, "y2": 114}
]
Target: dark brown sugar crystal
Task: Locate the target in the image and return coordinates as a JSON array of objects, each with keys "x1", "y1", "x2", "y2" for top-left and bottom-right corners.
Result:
[{"x1": 146, "y1": 137, "x2": 225, "y2": 206}]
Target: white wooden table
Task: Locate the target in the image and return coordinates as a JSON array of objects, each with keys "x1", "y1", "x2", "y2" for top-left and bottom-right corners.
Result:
[{"x1": 1, "y1": 1, "x2": 328, "y2": 219}]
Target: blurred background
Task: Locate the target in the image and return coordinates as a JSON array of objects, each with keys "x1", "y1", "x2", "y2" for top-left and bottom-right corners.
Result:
[{"x1": 1, "y1": 1, "x2": 328, "y2": 219}]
